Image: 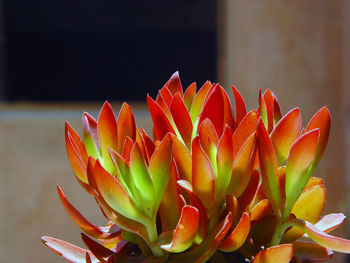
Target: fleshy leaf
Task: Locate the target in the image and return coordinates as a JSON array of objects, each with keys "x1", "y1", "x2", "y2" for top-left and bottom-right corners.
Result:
[
  {"x1": 184, "y1": 82, "x2": 197, "y2": 111},
  {"x1": 170, "y1": 93, "x2": 193, "y2": 147},
  {"x1": 149, "y1": 134, "x2": 173, "y2": 212},
  {"x1": 256, "y1": 119, "x2": 282, "y2": 215},
  {"x1": 192, "y1": 136, "x2": 216, "y2": 213},
  {"x1": 305, "y1": 176, "x2": 324, "y2": 189},
  {"x1": 305, "y1": 107, "x2": 331, "y2": 168},
  {"x1": 170, "y1": 212, "x2": 233, "y2": 262},
  {"x1": 262, "y1": 89, "x2": 275, "y2": 133},
  {"x1": 282, "y1": 184, "x2": 326, "y2": 242},
  {"x1": 117, "y1": 103, "x2": 136, "y2": 153},
  {"x1": 258, "y1": 90, "x2": 268, "y2": 131},
  {"x1": 225, "y1": 194, "x2": 239, "y2": 223},
  {"x1": 198, "y1": 84, "x2": 225, "y2": 137},
  {"x1": 159, "y1": 86, "x2": 173, "y2": 108},
  {"x1": 191, "y1": 212, "x2": 233, "y2": 262},
  {"x1": 108, "y1": 148, "x2": 137, "y2": 206},
  {"x1": 177, "y1": 180, "x2": 208, "y2": 244},
  {"x1": 171, "y1": 135, "x2": 192, "y2": 182},
  {"x1": 161, "y1": 205, "x2": 199, "y2": 252},
  {"x1": 220, "y1": 86, "x2": 235, "y2": 131},
  {"x1": 92, "y1": 159, "x2": 145, "y2": 223},
  {"x1": 232, "y1": 86, "x2": 247, "y2": 125},
  {"x1": 167, "y1": 71, "x2": 183, "y2": 97},
  {"x1": 82, "y1": 113, "x2": 100, "y2": 159},
  {"x1": 121, "y1": 136, "x2": 133, "y2": 163},
  {"x1": 215, "y1": 125, "x2": 234, "y2": 205},
  {"x1": 147, "y1": 95, "x2": 176, "y2": 141},
  {"x1": 141, "y1": 128, "x2": 155, "y2": 162},
  {"x1": 314, "y1": 213, "x2": 346, "y2": 233},
  {"x1": 65, "y1": 122, "x2": 89, "y2": 186},
  {"x1": 237, "y1": 170, "x2": 260, "y2": 212},
  {"x1": 270, "y1": 108, "x2": 301, "y2": 166},
  {"x1": 290, "y1": 218, "x2": 350, "y2": 253},
  {"x1": 273, "y1": 96, "x2": 282, "y2": 125},
  {"x1": 252, "y1": 244, "x2": 293, "y2": 263},
  {"x1": 293, "y1": 241, "x2": 332, "y2": 262},
  {"x1": 159, "y1": 161, "x2": 182, "y2": 232},
  {"x1": 66, "y1": 121, "x2": 88, "y2": 164},
  {"x1": 198, "y1": 118, "x2": 219, "y2": 147},
  {"x1": 232, "y1": 110, "x2": 259, "y2": 161},
  {"x1": 98, "y1": 101, "x2": 118, "y2": 174},
  {"x1": 190, "y1": 81, "x2": 212, "y2": 122},
  {"x1": 57, "y1": 185, "x2": 120, "y2": 239},
  {"x1": 219, "y1": 212, "x2": 250, "y2": 252},
  {"x1": 284, "y1": 129, "x2": 319, "y2": 220},
  {"x1": 41, "y1": 236, "x2": 99, "y2": 263},
  {"x1": 250, "y1": 199, "x2": 274, "y2": 222},
  {"x1": 81, "y1": 233, "x2": 114, "y2": 262},
  {"x1": 156, "y1": 90, "x2": 172, "y2": 119},
  {"x1": 87, "y1": 159, "x2": 149, "y2": 241},
  {"x1": 228, "y1": 132, "x2": 257, "y2": 197},
  {"x1": 130, "y1": 143, "x2": 155, "y2": 217}
]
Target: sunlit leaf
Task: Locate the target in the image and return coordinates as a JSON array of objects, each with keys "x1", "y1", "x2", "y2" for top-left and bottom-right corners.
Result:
[
  {"x1": 161, "y1": 205, "x2": 199, "y2": 252},
  {"x1": 270, "y1": 108, "x2": 301, "y2": 165},
  {"x1": 257, "y1": 119, "x2": 282, "y2": 215},
  {"x1": 232, "y1": 86, "x2": 247, "y2": 125},
  {"x1": 252, "y1": 244, "x2": 293, "y2": 263},
  {"x1": 97, "y1": 101, "x2": 118, "y2": 173},
  {"x1": 41, "y1": 236, "x2": 99, "y2": 263},
  {"x1": 192, "y1": 136, "x2": 216, "y2": 214},
  {"x1": 284, "y1": 129, "x2": 319, "y2": 220},
  {"x1": 219, "y1": 212, "x2": 250, "y2": 252}
]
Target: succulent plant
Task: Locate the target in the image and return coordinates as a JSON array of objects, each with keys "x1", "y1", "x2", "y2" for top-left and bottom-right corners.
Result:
[{"x1": 42, "y1": 72, "x2": 350, "y2": 262}]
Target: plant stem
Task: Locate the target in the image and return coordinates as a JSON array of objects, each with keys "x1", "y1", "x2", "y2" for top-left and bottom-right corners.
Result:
[
  {"x1": 269, "y1": 220, "x2": 295, "y2": 247},
  {"x1": 145, "y1": 218, "x2": 165, "y2": 258}
]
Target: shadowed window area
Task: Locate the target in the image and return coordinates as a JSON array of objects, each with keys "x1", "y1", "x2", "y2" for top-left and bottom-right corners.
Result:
[{"x1": 4, "y1": 0, "x2": 216, "y2": 102}]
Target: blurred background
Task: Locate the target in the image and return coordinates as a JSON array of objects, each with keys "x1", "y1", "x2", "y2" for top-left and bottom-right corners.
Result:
[{"x1": 0, "y1": 1, "x2": 349, "y2": 262}]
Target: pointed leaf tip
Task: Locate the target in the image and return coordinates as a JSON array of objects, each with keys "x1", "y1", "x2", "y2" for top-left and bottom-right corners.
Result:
[{"x1": 270, "y1": 108, "x2": 301, "y2": 165}]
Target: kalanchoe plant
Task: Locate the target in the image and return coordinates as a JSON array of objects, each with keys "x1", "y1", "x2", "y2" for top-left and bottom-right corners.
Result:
[{"x1": 42, "y1": 72, "x2": 350, "y2": 263}]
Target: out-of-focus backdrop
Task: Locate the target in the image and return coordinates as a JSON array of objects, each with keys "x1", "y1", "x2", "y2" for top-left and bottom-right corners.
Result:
[{"x1": 0, "y1": 1, "x2": 349, "y2": 262}]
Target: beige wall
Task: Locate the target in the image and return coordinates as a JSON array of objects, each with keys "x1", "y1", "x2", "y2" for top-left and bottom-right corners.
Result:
[
  {"x1": 0, "y1": 104, "x2": 152, "y2": 263},
  {"x1": 218, "y1": 1, "x2": 349, "y2": 262}
]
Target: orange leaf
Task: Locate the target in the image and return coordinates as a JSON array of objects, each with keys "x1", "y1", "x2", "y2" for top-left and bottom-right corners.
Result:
[
  {"x1": 97, "y1": 101, "x2": 118, "y2": 173},
  {"x1": 219, "y1": 212, "x2": 250, "y2": 252},
  {"x1": 192, "y1": 136, "x2": 216, "y2": 213},
  {"x1": 232, "y1": 86, "x2": 247, "y2": 125},
  {"x1": 252, "y1": 244, "x2": 293, "y2": 263},
  {"x1": 161, "y1": 205, "x2": 199, "y2": 252}
]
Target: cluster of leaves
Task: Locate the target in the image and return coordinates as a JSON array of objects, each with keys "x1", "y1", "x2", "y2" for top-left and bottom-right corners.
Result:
[{"x1": 42, "y1": 72, "x2": 350, "y2": 262}]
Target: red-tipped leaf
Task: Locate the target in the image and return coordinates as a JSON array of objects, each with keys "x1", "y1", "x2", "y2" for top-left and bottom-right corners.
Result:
[
  {"x1": 270, "y1": 108, "x2": 301, "y2": 165},
  {"x1": 98, "y1": 102, "x2": 118, "y2": 173},
  {"x1": 41, "y1": 236, "x2": 98, "y2": 263},
  {"x1": 284, "y1": 129, "x2": 320, "y2": 220},
  {"x1": 252, "y1": 244, "x2": 293, "y2": 263},
  {"x1": 192, "y1": 136, "x2": 216, "y2": 213},
  {"x1": 170, "y1": 93, "x2": 193, "y2": 147},
  {"x1": 219, "y1": 212, "x2": 250, "y2": 252},
  {"x1": 161, "y1": 205, "x2": 199, "y2": 252},
  {"x1": 257, "y1": 119, "x2": 282, "y2": 215},
  {"x1": 184, "y1": 82, "x2": 197, "y2": 111},
  {"x1": 232, "y1": 86, "x2": 247, "y2": 125},
  {"x1": 117, "y1": 103, "x2": 136, "y2": 153}
]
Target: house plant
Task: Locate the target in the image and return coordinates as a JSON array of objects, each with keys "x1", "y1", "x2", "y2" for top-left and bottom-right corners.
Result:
[{"x1": 42, "y1": 72, "x2": 350, "y2": 262}]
